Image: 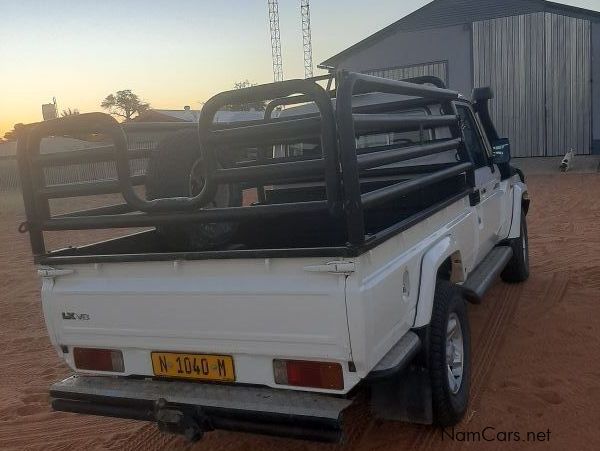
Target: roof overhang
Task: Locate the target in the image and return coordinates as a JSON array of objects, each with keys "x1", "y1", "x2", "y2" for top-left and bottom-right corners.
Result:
[{"x1": 321, "y1": 0, "x2": 600, "y2": 67}]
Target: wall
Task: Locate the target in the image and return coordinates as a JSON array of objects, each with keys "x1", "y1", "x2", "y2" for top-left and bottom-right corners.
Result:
[
  {"x1": 333, "y1": 24, "x2": 474, "y2": 97},
  {"x1": 593, "y1": 21, "x2": 600, "y2": 153},
  {"x1": 544, "y1": 13, "x2": 591, "y2": 157},
  {"x1": 474, "y1": 13, "x2": 546, "y2": 157},
  {"x1": 0, "y1": 136, "x2": 150, "y2": 193},
  {"x1": 474, "y1": 13, "x2": 592, "y2": 157}
]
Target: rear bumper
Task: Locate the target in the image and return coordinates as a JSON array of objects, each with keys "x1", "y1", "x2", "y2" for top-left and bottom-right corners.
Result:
[{"x1": 50, "y1": 375, "x2": 352, "y2": 442}]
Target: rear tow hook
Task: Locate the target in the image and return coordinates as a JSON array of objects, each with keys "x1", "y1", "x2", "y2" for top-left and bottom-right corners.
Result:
[{"x1": 154, "y1": 398, "x2": 211, "y2": 442}]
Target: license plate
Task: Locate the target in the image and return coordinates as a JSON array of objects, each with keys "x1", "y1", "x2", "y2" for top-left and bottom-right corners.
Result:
[{"x1": 151, "y1": 352, "x2": 235, "y2": 382}]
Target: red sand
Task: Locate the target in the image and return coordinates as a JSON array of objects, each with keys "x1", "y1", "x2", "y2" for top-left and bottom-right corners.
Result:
[{"x1": 1, "y1": 174, "x2": 599, "y2": 450}]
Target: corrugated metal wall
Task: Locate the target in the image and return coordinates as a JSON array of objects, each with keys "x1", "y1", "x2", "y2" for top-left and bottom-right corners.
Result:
[
  {"x1": 474, "y1": 13, "x2": 546, "y2": 157},
  {"x1": 544, "y1": 13, "x2": 591, "y2": 156},
  {"x1": 365, "y1": 61, "x2": 448, "y2": 86},
  {"x1": 473, "y1": 13, "x2": 591, "y2": 157}
]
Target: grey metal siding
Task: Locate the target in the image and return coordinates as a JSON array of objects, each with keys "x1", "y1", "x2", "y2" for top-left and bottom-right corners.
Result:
[
  {"x1": 545, "y1": 13, "x2": 591, "y2": 156},
  {"x1": 474, "y1": 13, "x2": 546, "y2": 157},
  {"x1": 592, "y1": 21, "x2": 600, "y2": 152},
  {"x1": 474, "y1": 12, "x2": 592, "y2": 157},
  {"x1": 335, "y1": 24, "x2": 473, "y2": 97},
  {"x1": 322, "y1": 0, "x2": 548, "y2": 65},
  {"x1": 364, "y1": 61, "x2": 448, "y2": 86}
]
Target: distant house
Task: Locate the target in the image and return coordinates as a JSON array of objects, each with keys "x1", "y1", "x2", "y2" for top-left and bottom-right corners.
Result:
[
  {"x1": 134, "y1": 106, "x2": 264, "y2": 124},
  {"x1": 127, "y1": 106, "x2": 265, "y2": 152},
  {"x1": 134, "y1": 106, "x2": 201, "y2": 123}
]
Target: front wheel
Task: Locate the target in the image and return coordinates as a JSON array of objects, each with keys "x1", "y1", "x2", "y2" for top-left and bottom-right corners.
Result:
[
  {"x1": 429, "y1": 280, "x2": 471, "y2": 426},
  {"x1": 501, "y1": 208, "x2": 529, "y2": 283}
]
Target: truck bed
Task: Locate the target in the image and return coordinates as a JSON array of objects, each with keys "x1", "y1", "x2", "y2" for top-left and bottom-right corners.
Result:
[{"x1": 42, "y1": 174, "x2": 468, "y2": 264}]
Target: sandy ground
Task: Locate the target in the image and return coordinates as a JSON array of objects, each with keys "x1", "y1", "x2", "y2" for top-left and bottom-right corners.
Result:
[{"x1": 1, "y1": 174, "x2": 599, "y2": 451}]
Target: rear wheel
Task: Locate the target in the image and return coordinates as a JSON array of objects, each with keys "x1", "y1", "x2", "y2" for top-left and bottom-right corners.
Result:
[
  {"x1": 501, "y1": 208, "x2": 529, "y2": 283},
  {"x1": 429, "y1": 280, "x2": 471, "y2": 426},
  {"x1": 145, "y1": 129, "x2": 242, "y2": 251}
]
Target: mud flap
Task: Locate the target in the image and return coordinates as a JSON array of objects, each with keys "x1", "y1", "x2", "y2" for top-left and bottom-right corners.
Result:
[{"x1": 370, "y1": 365, "x2": 433, "y2": 424}]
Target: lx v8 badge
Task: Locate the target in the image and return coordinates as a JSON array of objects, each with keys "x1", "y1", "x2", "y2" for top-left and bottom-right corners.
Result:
[{"x1": 62, "y1": 312, "x2": 90, "y2": 321}]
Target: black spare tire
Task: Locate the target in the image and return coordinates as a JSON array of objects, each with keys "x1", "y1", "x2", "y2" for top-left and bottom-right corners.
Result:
[{"x1": 145, "y1": 129, "x2": 242, "y2": 251}]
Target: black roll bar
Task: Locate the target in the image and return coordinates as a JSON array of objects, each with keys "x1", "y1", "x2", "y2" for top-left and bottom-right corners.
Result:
[
  {"x1": 362, "y1": 162, "x2": 473, "y2": 208},
  {"x1": 335, "y1": 72, "x2": 473, "y2": 246},
  {"x1": 23, "y1": 113, "x2": 156, "y2": 211},
  {"x1": 352, "y1": 114, "x2": 458, "y2": 135},
  {"x1": 198, "y1": 78, "x2": 341, "y2": 215},
  {"x1": 357, "y1": 139, "x2": 462, "y2": 170}
]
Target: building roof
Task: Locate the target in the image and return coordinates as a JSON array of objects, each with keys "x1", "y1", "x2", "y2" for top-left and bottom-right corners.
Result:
[
  {"x1": 321, "y1": 0, "x2": 600, "y2": 66},
  {"x1": 134, "y1": 108, "x2": 264, "y2": 123},
  {"x1": 134, "y1": 108, "x2": 201, "y2": 123}
]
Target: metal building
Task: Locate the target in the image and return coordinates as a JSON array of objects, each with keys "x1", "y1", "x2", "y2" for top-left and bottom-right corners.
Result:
[{"x1": 321, "y1": 0, "x2": 600, "y2": 157}]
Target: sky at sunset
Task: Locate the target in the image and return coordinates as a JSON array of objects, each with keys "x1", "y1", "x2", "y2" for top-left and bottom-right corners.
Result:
[{"x1": 1, "y1": 0, "x2": 598, "y2": 137}]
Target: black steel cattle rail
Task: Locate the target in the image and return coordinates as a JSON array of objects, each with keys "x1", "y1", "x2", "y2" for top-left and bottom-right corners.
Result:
[
  {"x1": 335, "y1": 72, "x2": 473, "y2": 245},
  {"x1": 16, "y1": 71, "x2": 473, "y2": 260}
]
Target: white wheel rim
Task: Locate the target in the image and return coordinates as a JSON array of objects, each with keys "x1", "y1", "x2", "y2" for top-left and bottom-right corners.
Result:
[{"x1": 446, "y1": 312, "x2": 464, "y2": 395}]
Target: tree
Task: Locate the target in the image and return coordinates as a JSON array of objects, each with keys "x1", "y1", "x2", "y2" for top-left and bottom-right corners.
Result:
[
  {"x1": 3, "y1": 125, "x2": 22, "y2": 142},
  {"x1": 223, "y1": 80, "x2": 267, "y2": 112},
  {"x1": 101, "y1": 90, "x2": 149, "y2": 120},
  {"x1": 61, "y1": 108, "x2": 80, "y2": 117}
]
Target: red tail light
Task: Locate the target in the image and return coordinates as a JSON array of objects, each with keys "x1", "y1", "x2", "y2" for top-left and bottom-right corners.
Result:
[
  {"x1": 273, "y1": 359, "x2": 344, "y2": 390},
  {"x1": 73, "y1": 348, "x2": 124, "y2": 372}
]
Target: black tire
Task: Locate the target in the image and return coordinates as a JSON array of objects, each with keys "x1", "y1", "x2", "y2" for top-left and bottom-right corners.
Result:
[
  {"x1": 429, "y1": 280, "x2": 471, "y2": 426},
  {"x1": 501, "y1": 208, "x2": 529, "y2": 283},
  {"x1": 145, "y1": 129, "x2": 242, "y2": 251}
]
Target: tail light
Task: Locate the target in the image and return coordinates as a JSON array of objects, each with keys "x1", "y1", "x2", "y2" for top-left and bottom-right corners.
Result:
[
  {"x1": 273, "y1": 359, "x2": 344, "y2": 390},
  {"x1": 73, "y1": 347, "x2": 124, "y2": 372}
]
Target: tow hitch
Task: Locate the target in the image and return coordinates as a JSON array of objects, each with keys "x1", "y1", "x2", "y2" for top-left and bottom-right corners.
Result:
[{"x1": 154, "y1": 398, "x2": 208, "y2": 442}]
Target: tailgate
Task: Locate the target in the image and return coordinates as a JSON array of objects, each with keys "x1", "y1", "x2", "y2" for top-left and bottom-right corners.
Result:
[{"x1": 40, "y1": 257, "x2": 355, "y2": 391}]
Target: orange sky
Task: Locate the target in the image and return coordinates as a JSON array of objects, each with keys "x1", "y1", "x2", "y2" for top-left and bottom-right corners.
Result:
[{"x1": 1, "y1": 0, "x2": 596, "y2": 138}]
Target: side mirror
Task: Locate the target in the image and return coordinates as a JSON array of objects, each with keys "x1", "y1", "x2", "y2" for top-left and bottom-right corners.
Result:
[{"x1": 492, "y1": 138, "x2": 511, "y2": 164}]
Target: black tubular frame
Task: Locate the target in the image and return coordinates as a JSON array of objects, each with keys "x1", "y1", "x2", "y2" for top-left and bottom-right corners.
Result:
[
  {"x1": 16, "y1": 71, "x2": 475, "y2": 262},
  {"x1": 335, "y1": 72, "x2": 473, "y2": 246},
  {"x1": 198, "y1": 78, "x2": 341, "y2": 215}
]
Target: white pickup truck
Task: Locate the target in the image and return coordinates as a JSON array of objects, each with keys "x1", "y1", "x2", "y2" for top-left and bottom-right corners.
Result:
[{"x1": 17, "y1": 73, "x2": 529, "y2": 442}]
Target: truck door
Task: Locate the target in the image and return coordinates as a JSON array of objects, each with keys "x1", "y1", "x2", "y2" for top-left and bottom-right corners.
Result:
[{"x1": 456, "y1": 104, "x2": 503, "y2": 262}]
